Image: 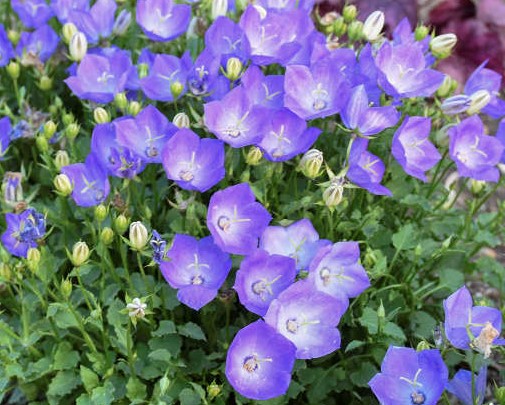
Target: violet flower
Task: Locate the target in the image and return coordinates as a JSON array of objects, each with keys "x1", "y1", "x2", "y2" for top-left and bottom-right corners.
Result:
[
  {"x1": 225, "y1": 320, "x2": 296, "y2": 400},
  {"x1": 341, "y1": 85, "x2": 400, "y2": 137},
  {"x1": 496, "y1": 118, "x2": 505, "y2": 163},
  {"x1": 347, "y1": 138, "x2": 392, "y2": 196},
  {"x1": 264, "y1": 280, "x2": 347, "y2": 359},
  {"x1": 240, "y1": 65, "x2": 284, "y2": 110},
  {"x1": 391, "y1": 116, "x2": 441, "y2": 182},
  {"x1": 50, "y1": 0, "x2": 90, "y2": 24},
  {"x1": 369, "y1": 346, "x2": 448, "y2": 405},
  {"x1": 114, "y1": 105, "x2": 177, "y2": 164},
  {"x1": 161, "y1": 128, "x2": 225, "y2": 192},
  {"x1": 12, "y1": 0, "x2": 54, "y2": 28},
  {"x1": 446, "y1": 367, "x2": 487, "y2": 405},
  {"x1": 16, "y1": 25, "x2": 59, "y2": 63},
  {"x1": 448, "y1": 116, "x2": 504, "y2": 182},
  {"x1": 136, "y1": 0, "x2": 191, "y2": 42},
  {"x1": 150, "y1": 230, "x2": 167, "y2": 264},
  {"x1": 0, "y1": 25, "x2": 14, "y2": 67},
  {"x1": 187, "y1": 49, "x2": 228, "y2": 100},
  {"x1": 443, "y1": 285, "x2": 505, "y2": 356},
  {"x1": 234, "y1": 249, "x2": 297, "y2": 316},
  {"x1": 0, "y1": 117, "x2": 12, "y2": 159},
  {"x1": 68, "y1": 0, "x2": 116, "y2": 44},
  {"x1": 207, "y1": 183, "x2": 271, "y2": 255},
  {"x1": 1, "y1": 208, "x2": 46, "y2": 258},
  {"x1": 61, "y1": 153, "x2": 110, "y2": 207},
  {"x1": 160, "y1": 234, "x2": 231, "y2": 310},
  {"x1": 205, "y1": 16, "x2": 251, "y2": 66},
  {"x1": 259, "y1": 218, "x2": 330, "y2": 272},
  {"x1": 308, "y1": 241, "x2": 370, "y2": 301}
]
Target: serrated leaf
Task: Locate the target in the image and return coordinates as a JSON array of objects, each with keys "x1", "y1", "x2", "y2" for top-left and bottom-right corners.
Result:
[
  {"x1": 126, "y1": 377, "x2": 147, "y2": 401},
  {"x1": 349, "y1": 362, "x2": 378, "y2": 387},
  {"x1": 47, "y1": 303, "x2": 79, "y2": 329},
  {"x1": 80, "y1": 366, "x2": 99, "y2": 392},
  {"x1": 148, "y1": 349, "x2": 172, "y2": 363},
  {"x1": 152, "y1": 320, "x2": 176, "y2": 336},
  {"x1": 189, "y1": 382, "x2": 206, "y2": 400},
  {"x1": 54, "y1": 342, "x2": 80, "y2": 370},
  {"x1": 358, "y1": 307, "x2": 379, "y2": 334},
  {"x1": 179, "y1": 388, "x2": 201, "y2": 405},
  {"x1": 178, "y1": 322, "x2": 206, "y2": 341},
  {"x1": 47, "y1": 370, "x2": 80, "y2": 400},
  {"x1": 411, "y1": 311, "x2": 437, "y2": 339},
  {"x1": 345, "y1": 340, "x2": 366, "y2": 353},
  {"x1": 383, "y1": 322, "x2": 407, "y2": 343},
  {"x1": 392, "y1": 224, "x2": 417, "y2": 251},
  {"x1": 91, "y1": 381, "x2": 115, "y2": 405}
]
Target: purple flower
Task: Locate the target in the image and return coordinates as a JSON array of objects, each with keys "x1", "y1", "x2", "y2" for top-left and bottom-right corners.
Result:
[
  {"x1": 205, "y1": 17, "x2": 250, "y2": 66},
  {"x1": 161, "y1": 128, "x2": 225, "y2": 192},
  {"x1": 0, "y1": 117, "x2": 12, "y2": 159},
  {"x1": 446, "y1": 367, "x2": 487, "y2": 405},
  {"x1": 114, "y1": 105, "x2": 177, "y2": 164},
  {"x1": 347, "y1": 138, "x2": 392, "y2": 196},
  {"x1": 204, "y1": 86, "x2": 267, "y2": 148},
  {"x1": 443, "y1": 285, "x2": 504, "y2": 354},
  {"x1": 369, "y1": 346, "x2": 448, "y2": 405},
  {"x1": 1, "y1": 208, "x2": 46, "y2": 258},
  {"x1": 150, "y1": 230, "x2": 167, "y2": 264},
  {"x1": 140, "y1": 52, "x2": 192, "y2": 102},
  {"x1": 12, "y1": 0, "x2": 54, "y2": 28},
  {"x1": 65, "y1": 51, "x2": 132, "y2": 103},
  {"x1": 61, "y1": 153, "x2": 110, "y2": 207},
  {"x1": 441, "y1": 95, "x2": 472, "y2": 115},
  {"x1": 207, "y1": 183, "x2": 271, "y2": 255},
  {"x1": 50, "y1": 0, "x2": 90, "y2": 24},
  {"x1": 264, "y1": 280, "x2": 347, "y2": 359},
  {"x1": 136, "y1": 0, "x2": 191, "y2": 42},
  {"x1": 375, "y1": 42, "x2": 445, "y2": 99},
  {"x1": 16, "y1": 25, "x2": 59, "y2": 63},
  {"x1": 234, "y1": 249, "x2": 296, "y2": 316},
  {"x1": 240, "y1": 65, "x2": 284, "y2": 110},
  {"x1": 0, "y1": 24, "x2": 14, "y2": 67},
  {"x1": 225, "y1": 320, "x2": 296, "y2": 400},
  {"x1": 259, "y1": 218, "x2": 330, "y2": 272},
  {"x1": 258, "y1": 108, "x2": 321, "y2": 162},
  {"x1": 496, "y1": 118, "x2": 505, "y2": 163},
  {"x1": 341, "y1": 85, "x2": 400, "y2": 137},
  {"x1": 160, "y1": 234, "x2": 231, "y2": 310},
  {"x1": 308, "y1": 241, "x2": 370, "y2": 300},
  {"x1": 284, "y1": 61, "x2": 350, "y2": 120},
  {"x1": 448, "y1": 116, "x2": 504, "y2": 182},
  {"x1": 391, "y1": 117, "x2": 441, "y2": 181},
  {"x1": 68, "y1": 0, "x2": 116, "y2": 44}
]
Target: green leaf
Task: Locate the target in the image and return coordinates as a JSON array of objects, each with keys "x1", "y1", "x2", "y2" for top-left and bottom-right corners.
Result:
[
  {"x1": 440, "y1": 268, "x2": 464, "y2": 291},
  {"x1": 358, "y1": 307, "x2": 379, "y2": 334},
  {"x1": 47, "y1": 370, "x2": 80, "y2": 402},
  {"x1": 411, "y1": 311, "x2": 437, "y2": 339},
  {"x1": 152, "y1": 320, "x2": 177, "y2": 336},
  {"x1": 47, "y1": 303, "x2": 79, "y2": 329},
  {"x1": 126, "y1": 378, "x2": 147, "y2": 401},
  {"x1": 91, "y1": 381, "x2": 115, "y2": 405},
  {"x1": 80, "y1": 366, "x2": 99, "y2": 392},
  {"x1": 189, "y1": 382, "x2": 206, "y2": 400},
  {"x1": 345, "y1": 340, "x2": 366, "y2": 353},
  {"x1": 383, "y1": 322, "x2": 407, "y2": 343},
  {"x1": 148, "y1": 349, "x2": 172, "y2": 364},
  {"x1": 178, "y1": 322, "x2": 206, "y2": 341},
  {"x1": 54, "y1": 342, "x2": 80, "y2": 370},
  {"x1": 392, "y1": 224, "x2": 417, "y2": 251},
  {"x1": 350, "y1": 362, "x2": 378, "y2": 387},
  {"x1": 179, "y1": 388, "x2": 201, "y2": 405}
]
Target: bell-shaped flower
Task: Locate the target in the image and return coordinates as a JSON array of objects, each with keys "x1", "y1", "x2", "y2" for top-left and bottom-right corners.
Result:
[
  {"x1": 12, "y1": 0, "x2": 54, "y2": 28},
  {"x1": 0, "y1": 117, "x2": 12, "y2": 160},
  {"x1": 150, "y1": 230, "x2": 167, "y2": 264},
  {"x1": 1, "y1": 208, "x2": 46, "y2": 258},
  {"x1": 496, "y1": 118, "x2": 505, "y2": 164},
  {"x1": 187, "y1": 49, "x2": 228, "y2": 99},
  {"x1": 207, "y1": 183, "x2": 271, "y2": 255},
  {"x1": 264, "y1": 280, "x2": 347, "y2": 359},
  {"x1": 160, "y1": 234, "x2": 231, "y2": 310},
  {"x1": 68, "y1": 0, "x2": 116, "y2": 44},
  {"x1": 240, "y1": 66, "x2": 284, "y2": 110},
  {"x1": 234, "y1": 249, "x2": 297, "y2": 316},
  {"x1": 50, "y1": 0, "x2": 90, "y2": 24},
  {"x1": 446, "y1": 367, "x2": 487, "y2": 405},
  {"x1": 16, "y1": 25, "x2": 59, "y2": 62},
  {"x1": 448, "y1": 116, "x2": 504, "y2": 182},
  {"x1": 225, "y1": 320, "x2": 296, "y2": 400},
  {"x1": 392, "y1": 116, "x2": 441, "y2": 181},
  {"x1": 204, "y1": 16, "x2": 250, "y2": 66},
  {"x1": 162, "y1": 128, "x2": 225, "y2": 192},
  {"x1": 0, "y1": 25, "x2": 14, "y2": 67},
  {"x1": 369, "y1": 346, "x2": 448, "y2": 405},
  {"x1": 136, "y1": 0, "x2": 191, "y2": 42}
]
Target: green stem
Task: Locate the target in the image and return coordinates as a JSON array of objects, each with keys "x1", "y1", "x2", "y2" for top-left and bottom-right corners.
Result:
[
  {"x1": 126, "y1": 321, "x2": 136, "y2": 378},
  {"x1": 75, "y1": 267, "x2": 94, "y2": 313},
  {"x1": 136, "y1": 252, "x2": 149, "y2": 294}
]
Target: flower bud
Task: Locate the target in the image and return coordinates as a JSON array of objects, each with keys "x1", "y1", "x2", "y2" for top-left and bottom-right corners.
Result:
[
  {"x1": 62, "y1": 22, "x2": 78, "y2": 44},
  {"x1": 436, "y1": 75, "x2": 454, "y2": 98},
  {"x1": 43, "y1": 120, "x2": 57, "y2": 139},
  {"x1": 100, "y1": 227, "x2": 114, "y2": 245},
  {"x1": 61, "y1": 278, "x2": 73, "y2": 299},
  {"x1": 126, "y1": 297, "x2": 147, "y2": 318},
  {"x1": 440, "y1": 95, "x2": 472, "y2": 115},
  {"x1": 467, "y1": 89, "x2": 491, "y2": 115},
  {"x1": 138, "y1": 63, "x2": 149, "y2": 79},
  {"x1": 94, "y1": 107, "x2": 110, "y2": 124},
  {"x1": 7, "y1": 29, "x2": 20, "y2": 45},
  {"x1": 211, "y1": 0, "x2": 228, "y2": 20},
  {"x1": 0, "y1": 263, "x2": 11, "y2": 282},
  {"x1": 114, "y1": 92, "x2": 128, "y2": 110},
  {"x1": 430, "y1": 33, "x2": 457, "y2": 58},
  {"x1": 54, "y1": 150, "x2": 70, "y2": 170},
  {"x1": 94, "y1": 204, "x2": 108, "y2": 222},
  {"x1": 39, "y1": 75, "x2": 52, "y2": 91},
  {"x1": 416, "y1": 341, "x2": 431, "y2": 352},
  {"x1": 323, "y1": 176, "x2": 345, "y2": 208},
  {"x1": 27, "y1": 247, "x2": 41, "y2": 272},
  {"x1": 65, "y1": 123, "x2": 80, "y2": 140},
  {"x1": 129, "y1": 221, "x2": 148, "y2": 250},
  {"x1": 170, "y1": 81, "x2": 184, "y2": 100},
  {"x1": 347, "y1": 20, "x2": 364, "y2": 42},
  {"x1": 299, "y1": 149, "x2": 323, "y2": 179},
  {"x1": 414, "y1": 25, "x2": 429, "y2": 41},
  {"x1": 207, "y1": 382, "x2": 221, "y2": 399},
  {"x1": 470, "y1": 179, "x2": 486, "y2": 195},
  {"x1": 333, "y1": 17, "x2": 347, "y2": 37},
  {"x1": 54, "y1": 173, "x2": 73, "y2": 196},
  {"x1": 225, "y1": 57, "x2": 242, "y2": 81},
  {"x1": 377, "y1": 300, "x2": 386, "y2": 318},
  {"x1": 62, "y1": 113, "x2": 74, "y2": 126},
  {"x1": 3, "y1": 172, "x2": 23, "y2": 207},
  {"x1": 173, "y1": 112, "x2": 190, "y2": 128},
  {"x1": 363, "y1": 11, "x2": 384, "y2": 42},
  {"x1": 69, "y1": 32, "x2": 87, "y2": 62},
  {"x1": 36, "y1": 136, "x2": 49, "y2": 153},
  {"x1": 71, "y1": 241, "x2": 90, "y2": 267},
  {"x1": 127, "y1": 101, "x2": 141, "y2": 116},
  {"x1": 320, "y1": 12, "x2": 339, "y2": 34},
  {"x1": 342, "y1": 4, "x2": 357, "y2": 23},
  {"x1": 245, "y1": 146, "x2": 263, "y2": 166},
  {"x1": 6, "y1": 61, "x2": 20, "y2": 80},
  {"x1": 114, "y1": 214, "x2": 129, "y2": 234},
  {"x1": 112, "y1": 9, "x2": 132, "y2": 36}
]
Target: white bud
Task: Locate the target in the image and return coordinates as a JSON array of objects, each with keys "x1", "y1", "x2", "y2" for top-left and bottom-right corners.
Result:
[
  {"x1": 69, "y1": 32, "x2": 87, "y2": 62},
  {"x1": 363, "y1": 11, "x2": 385, "y2": 42},
  {"x1": 54, "y1": 173, "x2": 73, "y2": 196},
  {"x1": 173, "y1": 112, "x2": 190, "y2": 128},
  {"x1": 129, "y1": 221, "x2": 148, "y2": 250},
  {"x1": 430, "y1": 33, "x2": 457, "y2": 58},
  {"x1": 252, "y1": 4, "x2": 267, "y2": 19},
  {"x1": 211, "y1": 0, "x2": 228, "y2": 20},
  {"x1": 71, "y1": 241, "x2": 90, "y2": 267},
  {"x1": 126, "y1": 297, "x2": 147, "y2": 318},
  {"x1": 467, "y1": 90, "x2": 491, "y2": 115}
]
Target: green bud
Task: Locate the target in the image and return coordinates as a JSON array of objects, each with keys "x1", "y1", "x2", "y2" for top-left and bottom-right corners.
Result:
[
  {"x1": 61, "y1": 278, "x2": 73, "y2": 299},
  {"x1": 114, "y1": 214, "x2": 129, "y2": 234},
  {"x1": 39, "y1": 75, "x2": 52, "y2": 91},
  {"x1": 62, "y1": 22, "x2": 78, "y2": 44},
  {"x1": 173, "y1": 112, "x2": 190, "y2": 128},
  {"x1": 36, "y1": 136, "x2": 49, "y2": 153},
  {"x1": 323, "y1": 176, "x2": 345, "y2": 208},
  {"x1": 347, "y1": 20, "x2": 364, "y2": 42},
  {"x1": 225, "y1": 57, "x2": 242, "y2": 81},
  {"x1": 342, "y1": 4, "x2": 357, "y2": 23},
  {"x1": 94, "y1": 204, "x2": 108, "y2": 223},
  {"x1": 494, "y1": 385, "x2": 505, "y2": 404},
  {"x1": 377, "y1": 300, "x2": 386, "y2": 318},
  {"x1": 430, "y1": 33, "x2": 457, "y2": 59},
  {"x1": 0, "y1": 263, "x2": 11, "y2": 282},
  {"x1": 6, "y1": 61, "x2": 20, "y2": 80},
  {"x1": 93, "y1": 107, "x2": 110, "y2": 124},
  {"x1": 245, "y1": 146, "x2": 263, "y2": 166},
  {"x1": 100, "y1": 227, "x2": 114, "y2": 245},
  {"x1": 170, "y1": 81, "x2": 184, "y2": 99},
  {"x1": 27, "y1": 247, "x2": 41, "y2": 265},
  {"x1": 436, "y1": 75, "x2": 454, "y2": 98},
  {"x1": 207, "y1": 381, "x2": 221, "y2": 399},
  {"x1": 43, "y1": 120, "x2": 57, "y2": 139},
  {"x1": 71, "y1": 241, "x2": 90, "y2": 267},
  {"x1": 467, "y1": 89, "x2": 491, "y2": 115},
  {"x1": 114, "y1": 92, "x2": 128, "y2": 110},
  {"x1": 129, "y1": 221, "x2": 148, "y2": 250},
  {"x1": 414, "y1": 25, "x2": 429, "y2": 41},
  {"x1": 62, "y1": 112, "x2": 74, "y2": 126},
  {"x1": 127, "y1": 101, "x2": 141, "y2": 116},
  {"x1": 54, "y1": 173, "x2": 73, "y2": 196},
  {"x1": 416, "y1": 341, "x2": 431, "y2": 352},
  {"x1": 333, "y1": 17, "x2": 347, "y2": 37},
  {"x1": 299, "y1": 149, "x2": 323, "y2": 179},
  {"x1": 470, "y1": 179, "x2": 486, "y2": 195},
  {"x1": 65, "y1": 123, "x2": 80, "y2": 140},
  {"x1": 7, "y1": 30, "x2": 20, "y2": 45},
  {"x1": 138, "y1": 63, "x2": 149, "y2": 79},
  {"x1": 54, "y1": 150, "x2": 70, "y2": 170},
  {"x1": 320, "y1": 11, "x2": 339, "y2": 29}
]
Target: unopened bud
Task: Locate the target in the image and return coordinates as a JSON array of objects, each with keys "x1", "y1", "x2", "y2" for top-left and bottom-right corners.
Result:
[
  {"x1": 299, "y1": 149, "x2": 323, "y2": 179},
  {"x1": 333, "y1": 17, "x2": 347, "y2": 37},
  {"x1": 126, "y1": 297, "x2": 147, "y2": 318},
  {"x1": 225, "y1": 57, "x2": 242, "y2": 81},
  {"x1": 436, "y1": 75, "x2": 455, "y2": 98},
  {"x1": 36, "y1": 136, "x2": 49, "y2": 153},
  {"x1": 0, "y1": 263, "x2": 11, "y2": 282},
  {"x1": 43, "y1": 120, "x2": 57, "y2": 139},
  {"x1": 112, "y1": 9, "x2": 132, "y2": 36},
  {"x1": 94, "y1": 204, "x2": 108, "y2": 222},
  {"x1": 470, "y1": 179, "x2": 486, "y2": 195},
  {"x1": 127, "y1": 101, "x2": 141, "y2": 116},
  {"x1": 246, "y1": 146, "x2": 263, "y2": 166},
  {"x1": 467, "y1": 90, "x2": 491, "y2": 115},
  {"x1": 71, "y1": 241, "x2": 90, "y2": 267},
  {"x1": 414, "y1": 25, "x2": 429, "y2": 41},
  {"x1": 363, "y1": 11, "x2": 384, "y2": 42},
  {"x1": 321, "y1": 12, "x2": 339, "y2": 34},
  {"x1": 114, "y1": 214, "x2": 129, "y2": 234},
  {"x1": 69, "y1": 32, "x2": 87, "y2": 62},
  {"x1": 115, "y1": 92, "x2": 128, "y2": 110},
  {"x1": 211, "y1": 0, "x2": 228, "y2": 20},
  {"x1": 54, "y1": 150, "x2": 70, "y2": 170},
  {"x1": 62, "y1": 22, "x2": 78, "y2": 44},
  {"x1": 430, "y1": 33, "x2": 457, "y2": 58},
  {"x1": 441, "y1": 95, "x2": 472, "y2": 115},
  {"x1": 129, "y1": 221, "x2": 148, "y2": 250},
  {"x1": 62, "y1": 113, "x2": 74, "y2": 126},
  {"x1": 6, "y1": 61, "x2": 20, "y2": 80},
  {"x1": 377, "y1": 300, "x2": 386, "y2": 318},
  {"x1": 207, "y1": 382, "x2": 221, "y2": 399},
  {"x1": 100, "y1": 227, "x2": 114, "y2": 245},
  {"x1": 27, "y1": 247, "x2": 41, "y2": 265},
  {"x1": 94, "y1": 107, "x2": 110, "y2": 124},
  {"x1": 170, "y1": 81, "x2": 184, "y2": 100},
  {"x1": 323, "y1": 176, "x2": 344, "y2": 208},
  {"x1": 347, "y1": 20, "x2": 364, "y2": 42},
  {"x1": 54, "y1": 173, "x2": 73, "y2": 196},
  {"x1": 65, "y1": 123, "x2": 80, "y2": 140},
  {"x1": 416, "y1": 341, "x2": 431, "y2": 351},
  {"x1": 7, "y1": 29, "x2": 20, "y2": 45},
  {"x1": 342, "y1": 4, "x2": 357, "y2": 23},
  {"x1": 173, "y1": 112, "x2": 190, "y2": 128},
  {"x1": 39, "y1": 75, "x2": 52, "y2": 91},
  {"x1": 61, "y1": 278, "x2": 73, "y2": 299}
]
